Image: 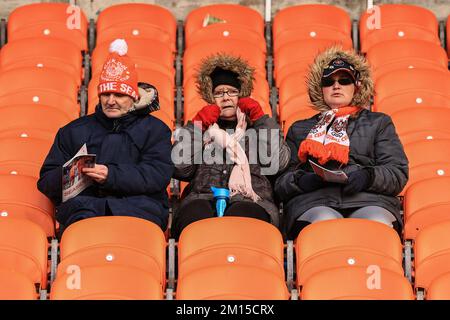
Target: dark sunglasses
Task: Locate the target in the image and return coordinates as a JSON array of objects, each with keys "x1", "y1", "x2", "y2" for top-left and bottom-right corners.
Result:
[{"x1": 321, "y1": 77, "x2": 355, "y2": 87}]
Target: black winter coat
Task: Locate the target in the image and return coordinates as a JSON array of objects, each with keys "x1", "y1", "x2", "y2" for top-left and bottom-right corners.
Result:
[
  {"x1": 275, "y1": 109, "x2": 408, "y2": 235},
  {"x1": 37, "y1": 104, "x2": 174, "y2": 230},
  {"x1": 172, "y1": 115, "x2": 290, "y2": 226}
]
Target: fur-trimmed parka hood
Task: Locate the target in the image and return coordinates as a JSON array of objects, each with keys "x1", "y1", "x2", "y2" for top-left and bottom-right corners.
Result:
[
  {"x1": 307, "y1": 46, "x2": 374, "y2": 112},
  {"x1": 196, "y1": 53, "x2": 255, "y2": 104}
]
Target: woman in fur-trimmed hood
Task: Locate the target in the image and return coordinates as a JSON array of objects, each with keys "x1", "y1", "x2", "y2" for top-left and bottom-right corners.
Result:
[
  {"x1": 274, "y1": 46, "x2": 408, "y2": 240},
  {"x1": 171, "y1": 53, "x2": 290, "y2": 239}
]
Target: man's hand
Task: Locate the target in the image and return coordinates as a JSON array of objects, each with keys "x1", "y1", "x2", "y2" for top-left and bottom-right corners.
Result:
[{"x1": 82, "y1": 164, "x2": 109, "y2": 184}]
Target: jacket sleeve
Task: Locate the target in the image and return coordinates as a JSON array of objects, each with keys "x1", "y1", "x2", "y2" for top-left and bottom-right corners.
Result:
[
  {"x1": 101, "y1": 124, "x2": 174, "y2": 195},
  {"x1": 252, "y1": 115, "x2": 291, "y2": 175},
  {"x1": 365, "y1": 114, "x2": 409, "y2": 196},
  {"x1": 171, "y1": 122, "x2": 202, "y2": 181},
  {"x1": 274, "y1": 123, "x2": 312, "y2": 201},
  {"x1": 37, "y1": 128, "x2": 72, "y2": 205}
]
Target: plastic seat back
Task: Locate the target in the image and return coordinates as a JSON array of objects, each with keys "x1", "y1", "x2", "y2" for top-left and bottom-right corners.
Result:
[
  {"x1": 0, "y1": 269, "x2": 37, "y2": 300},
  {"x1": 295, "y1": 219, "x2": 404, "y2": 287},
  {"x1": 58, "y1": 216, "x2": 167, "y2": 289}
]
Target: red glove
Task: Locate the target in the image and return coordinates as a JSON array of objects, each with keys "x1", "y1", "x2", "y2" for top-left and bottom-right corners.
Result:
[
  {"x1": 192, "y1": 104, "x2": 220, "y2": 131},
  {"x1": 237, "y1": 97, "x2": 265, "y2": 122}
]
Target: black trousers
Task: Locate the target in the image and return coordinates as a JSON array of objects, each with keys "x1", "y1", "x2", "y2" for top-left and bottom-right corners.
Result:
[{"x1": 171, "y1": 199, "x2": 270, "y2": 239}]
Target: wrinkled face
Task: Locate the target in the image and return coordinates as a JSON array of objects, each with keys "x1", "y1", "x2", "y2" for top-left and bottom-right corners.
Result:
[
  {"x1": 213, "y1": 85, "x2": 239, "y2": 121},
  {"x1": 100, "y1": 93, "x2": 134, "y2": 118},
  {"x1": 322, "y1": 71, "x2": 356, "y2": 109}
]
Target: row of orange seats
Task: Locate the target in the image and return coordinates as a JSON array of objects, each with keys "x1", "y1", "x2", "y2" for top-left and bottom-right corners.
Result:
[{"x1": 15, "y1": 214, "x2": 450, "y2": 300}]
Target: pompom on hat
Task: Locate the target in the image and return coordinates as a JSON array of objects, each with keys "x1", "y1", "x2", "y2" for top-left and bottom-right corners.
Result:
[{"x1": 97, "y1": 39, "x2": 139, "y2": 101}]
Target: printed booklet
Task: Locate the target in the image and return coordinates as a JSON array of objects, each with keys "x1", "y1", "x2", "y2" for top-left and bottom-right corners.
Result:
[
  {"x1": 62, "y1": 143, "x2": 96, "y2": 202},
  {"x1": 309, "y1": 159, "x2": 348, "y2": 184}
]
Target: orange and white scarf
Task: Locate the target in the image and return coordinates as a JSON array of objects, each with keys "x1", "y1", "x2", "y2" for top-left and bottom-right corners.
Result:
[{"x1": 298, "y1": 106, "x2": 360, "y2": 165}]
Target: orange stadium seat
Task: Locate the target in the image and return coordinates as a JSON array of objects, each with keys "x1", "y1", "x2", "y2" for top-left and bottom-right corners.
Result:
[
  {"x1": 56, "y1": 216, "x2": 167, "y2": 290},
  {"x1": 184, "y1": 4, "x2": 264, "y2": 43},
  {"x1": 91, "y1": 39, "x2": 175, "y2": 80},
  {"x1": 0, "y1": 269, "x2": 37, "y2": 300},
  {"x1": 373, "y1": 69, "x2": 450, "y2": 113},
  {"x1": 0, "y1": 67, "x2": 79, "y2": 107},
  {"x1": 176, "y1": 265, "x2": 290, "y2": 300},
  {"x1": 0, "y1": 105, "x2": 74, "y2": 141},
  {"x1": 96, "y1": 3, "x2": 176, "y2": 52},
  {"x1": 177, "y1": 217, "x2": 286, "y2": 282},
  {"x1": 0, "y1": 38, "x2": 84, "y2": 86},
  {"x1": 51, "y1": 265, "x2": 163, "y2": 300},
  {"x1": 401, "y1": 162, "x2": 450, "y2": 197},
  {"x1": 447, "y1": 16, "x2": 450, "y2": 57},
  {"x1": 277, "y1": 71, "x2": 310, "y2": 107},
  {"x1": 0, "y1": 137, "x2": 52, "y2": 178},
  {"x1": 390, "y1": 107, "x2": 450, "y2": 145},
  {"x1": 359, "y1": 4, "x2": 439, "y2": 53},
  {"x1": 0, "y1": 218, "x2": 49, "y2": 290},
  {"x1": 7, "y1": 3, "x2": 88, "y2": 52},
  {"x1": 414, "y1": 221, "x2": 450, "y2": 292},
  {"x1": 427, "y1": 273, "x2": 450, "y2": 300},
  {"x1": 273, "y1": 4, "x2": 352, "y2": 55},
  {"x1": 186, "y1": 23, "x2": 266, "y2": 53},
  {"x1": 279, "y1": 93, "x2": 312, "y2": 128},
  {"x1": 404, "y1": 177, "x2": 450, "y2": 241},
  {"x1": 366, "y1": 39, "x2": 449, "y2": 81},
  {"x1": 0, "y1": 174, "x2": 55, "y2": 237},
  {"x1": 301, "y1": 266, "x2": 414, "y2": 300},
  {"x1": 274, "y1": 38, "x2": 353, "y2": 85},
  {"x1": 295, "y1": 219, "x2": 404, "y2": 289},
  {"x1": 403, "y1": 139, "x2": 450, "y2": 169}
]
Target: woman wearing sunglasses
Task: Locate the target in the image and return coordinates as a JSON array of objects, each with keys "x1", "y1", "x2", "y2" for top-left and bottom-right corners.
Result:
[
  {"x1": 171, "y1": 53, "x2": 290, "y2": 239},
  {"x1": 275, "y1": 46, "x2": 408, "y2": 240}
]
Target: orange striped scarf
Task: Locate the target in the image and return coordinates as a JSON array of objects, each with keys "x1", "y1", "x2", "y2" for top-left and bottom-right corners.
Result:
[{"x1": 298, "y1": 106, "x2": 360, "y2": 165}]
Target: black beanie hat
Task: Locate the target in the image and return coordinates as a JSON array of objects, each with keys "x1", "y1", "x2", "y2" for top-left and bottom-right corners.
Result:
[{"x1": 210, "y1": 67, "x2": 241, "y2": 91}]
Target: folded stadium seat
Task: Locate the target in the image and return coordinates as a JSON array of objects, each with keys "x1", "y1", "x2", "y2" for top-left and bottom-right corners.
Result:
[
  {"x1": 91, "y1": 39, "x2": 175, "y2": 82},
  {"x1": 373, "y1": 68, "x2": 450, "y2": 114},
  {"x1": 0, "y1": 38, "x2": 84, "y2": 87},
  {"x1": 56, "y1": 216, "x2": 167, "y2": 291},
  {"x1": 184, "y1": 4, "x2": 264, "y2": 44},
  {"x1": 389, "y1": 108, "x2": 450, "y2": 146},
  {"x1": 414, "y1": 221, "x2": 450, "y2": 294},
  {"x1": 96, "y1": 3, "x2": 176, "y2": 54},
  {"x1": 426, "y1": 273, "x2": 450, "y2": 300},
  {"x1": 177, "y1": 217, "x2": 286, "y2": 283},
  {"x1": 300, "y1": 266, "x2": 414, "y2": 300},
  {"x1": 183, "y1": 39, "x2": 267, "y2": 82},
  {"x1": 176, "y1": 265, "x2": 290, "y2": 300},
  {"x1": 401, "y1": 163, "x2": 450, "y2": 198},
  {"x1": 7, "y1": 2, "x2": 88, "y2": 52},
  {"x1": 50, "y1": 265, "x2": 163, "y2": 300},
  {"x1": 0, "y1": 136, "x2": 52, "y2": 178},
  {"x1": 282, "y1": 109, "x2": 318, "y2": 137},
  {"x1": 278, "y1": 93, "x2": 312, "y2": 129},
  {"x1": 0, "y1": 105, "x2": 75, "y2": 141},
  {"x1": 272, "y1": 4, "x2": 352, "y2": 56},
  {"x1": 359, "y1": 4, "x2": 440, "y2": 53},
  {"x1": 0, "y1": 67, "x2": 79, "y2": 110},
  {"x1": 366, "y1": 39, "x2": 449, "y2": 82},
  {"x1": 274, "y1": 38, "x2": 353, "y2": 86},
  {"x1": 277, "y1": 71, "x2": 310, "y2": 107},
  {"x1": 295, "y1": 219, "x2": 404, "y2": 290},
  {"x1": 0, "y1": 174, "x2": 55, "y2": 237},
  {"x1": 0, "y1": 218, "x2": 49, "y2": 290},
  {"x1": 403, "y1": 139, "x2": 450, "y2": 170},
  {"x1": 403, "y1": 177, "x2": 450, "y2": 241},
  {"x1": 186, "y1": 23, "x2": 266, "y2": 54},
  {"x1": 0, "y1": 269, "x2": 37, "y2": 300}
]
